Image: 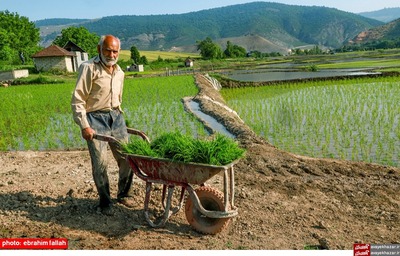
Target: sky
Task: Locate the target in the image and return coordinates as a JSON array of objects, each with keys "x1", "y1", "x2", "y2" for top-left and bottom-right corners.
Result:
[{"x1": 1, "y1": 0, "x2": 400, "y2": 21}]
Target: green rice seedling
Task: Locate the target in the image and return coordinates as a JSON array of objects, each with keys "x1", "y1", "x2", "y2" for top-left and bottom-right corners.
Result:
[
  {"x1": 122, "y1": 131, "x2": 245, "y2": 165},
  {"x1": 191, "y1": 138, "x2": 213, "y2": 164},
  {"x1": 0, "y1": 75, "x2": 208, "y2": 151},
  {"x1": 122, "y1": 76, "x2": 209, "y2": 140},
  {"x1": 150, "y1": 131, "x2": 195, "y2": 162},
  {"x1": 221, "y1": 76, "x2": 400, "y2": 168},
  {"x1": 192, "y1": 134, "x2": 246, "y2": 165},
  {"x1": 122, "y1": 138, "x2": 158, "y2": 157}
]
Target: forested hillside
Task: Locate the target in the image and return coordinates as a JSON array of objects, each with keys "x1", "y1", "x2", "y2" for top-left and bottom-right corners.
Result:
[
  {"x1": 349, "y1": 18, "x2": 400, "y2": 49},
  {"x1": 359, "y1": 7, "x2": 400, "y2": 22},
  {"x1": 35, "y1": 2, "x2": 383, "y2": 53}
]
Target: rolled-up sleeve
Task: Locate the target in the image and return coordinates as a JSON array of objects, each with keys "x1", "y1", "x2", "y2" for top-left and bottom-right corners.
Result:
[{"x1": 71, "y1": 63, "x2": 92, "y2": 130}]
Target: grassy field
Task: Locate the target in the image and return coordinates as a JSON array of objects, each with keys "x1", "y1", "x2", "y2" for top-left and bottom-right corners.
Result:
[{"x1": 119, "y1": 50, "x2": 200, "y2": 62}]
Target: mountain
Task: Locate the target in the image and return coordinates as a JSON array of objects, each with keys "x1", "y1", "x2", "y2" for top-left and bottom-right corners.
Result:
[
  {"x1": 35, "y1": 2, "x2": 383, "y2": 54},
  {"x1": 350, "y1": 18, "x2": 400, "y2": 44},
  {"x1": 36, "y1": 18, "x2": 94, "y2": 47},
  {"x1": 359, "y1": 7, "x2": 400, "y2": 23}
]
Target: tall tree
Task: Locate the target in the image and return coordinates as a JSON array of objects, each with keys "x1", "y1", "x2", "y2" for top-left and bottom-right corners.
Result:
[
  {"x1": 0, "y1": 11, "x2": 40, "y2": 63},
  {"x1": 53, "y1": 27, "x2": 99, "y2": 57},
  {"x1": 130, "y1": 45, "x2": 140, "y2": 64},
  {"x1": 196, "y1": 37, "x2": 222, "y2": 60},
  {"x1": 224, "y1": 41, "x2": 247, "y2": 58}
]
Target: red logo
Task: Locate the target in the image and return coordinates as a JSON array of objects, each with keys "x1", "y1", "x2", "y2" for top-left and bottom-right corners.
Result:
[
  {"x1": 354, "y1": 244, "x2": 370, "y2": 256},
  {"x1": 0, "y1": 238, "x2": 68, "y2": 250}
]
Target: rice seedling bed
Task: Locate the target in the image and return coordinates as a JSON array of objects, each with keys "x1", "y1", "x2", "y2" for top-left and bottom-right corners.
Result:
[
  {"x1": 221, "y1": 76, "x2": 400, "y2": 167},
  {"x1": 0, "y1": 76, "x2": 208, "y2": 151}
]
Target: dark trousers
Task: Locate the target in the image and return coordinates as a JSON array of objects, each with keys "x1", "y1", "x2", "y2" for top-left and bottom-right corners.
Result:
[{"x1": 86, "y1": 109, "x2": 132, "y2": 208}]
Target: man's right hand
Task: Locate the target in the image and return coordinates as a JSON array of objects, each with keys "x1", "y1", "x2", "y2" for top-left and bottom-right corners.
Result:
[{"x1": 82, "y1": 127, "x2": 95, "y2": 141}]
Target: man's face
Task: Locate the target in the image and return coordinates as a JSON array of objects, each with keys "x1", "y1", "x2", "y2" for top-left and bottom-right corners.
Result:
[{"x1": 99, "y1": 37, "x2": 120, "y2": 67}]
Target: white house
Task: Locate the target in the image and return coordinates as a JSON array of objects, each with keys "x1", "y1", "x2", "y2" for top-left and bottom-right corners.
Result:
[
  {"x1": 63, "y1": 41, "x2": 89, "y2": 71},
  {"x1": 32, "y1": 41, "x2": 89, "y2": 72},
  {"x1": 127, "y1": 64, "x2": 144, "y2": 72},
  {"x1": 184, "y1": 58, "x2": 194, "y2": 67}
]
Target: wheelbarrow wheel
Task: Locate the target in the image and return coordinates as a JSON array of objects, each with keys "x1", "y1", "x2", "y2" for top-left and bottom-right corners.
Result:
[{"x1": 185, "y1": 186, "x2": 230, "y2": 235}]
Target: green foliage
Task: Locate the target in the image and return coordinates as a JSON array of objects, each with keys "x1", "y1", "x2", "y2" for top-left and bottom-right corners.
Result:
[
  {"x1": 130, "y1": 45, "x2": 140, "y2": 64},
  {"x1": 338, "y1": 15, "x2": 400, "y2": 52},
  {"x1": 127, "y1": 45, "x2": 149, "y2": 65},
  {"x1": 0, "y1": 11, "x2": 40, "y2": 63},
  {"x1": 340, "y1": 39, "x2": 400, "y2": 52},
  {"x1": 146, "y1": 56, "x2": 184, "y2": 70},
  {"x1": 77, "y1": 2, "x2": 382, "y2": 51},
  {"x1": 221, "y1": 76, "x2": 400, "y2": 168},
  {"x1": 150, "y1": 131, "x2": 195, "y2": 162},
  {"x1": 13, "y1": 75, "x2": 65, "y2": 85},
  {"x1": 140, "y1": 56, "x2": 149, "y2": 65},
  {"x1": 305, "y1": 64, "x2": 319, "y2": 72},
  {"x1": 52, "y1": 27, "x2": 99, "y2": 57},
  {"x1": 35, "y1": 18, "x2": 90, "y2": 27},
  {"x1": 224, "y1": 41, "x2": 247, "y2": 58},
  {"x1": 304, "y1": 245, "x2": 320, "y2": 250},
  {"x1": 0, "y1": 83, "x2": 74, "y2": 150},
  {"x1": 291, "y1": 45, "x2": 325, "y2": 55},
  {"x1": 197, "y1": 37, "x2": 223, "y2": 60},
  {"x1": 192, "y1": 134, "x2": 246, "y2": 165},
  {"x1": 122, "y1": 131, "x2": 245, "y2": 165},
  {"x1": 247, "y1": 50, "x2": 282, "y2": 58},
  {"x1": 0, "y1": 75, "x2": 208, "y2": 151},
  {"x1": 122, "y1": 139, "x2": 158, "y2": 157}
]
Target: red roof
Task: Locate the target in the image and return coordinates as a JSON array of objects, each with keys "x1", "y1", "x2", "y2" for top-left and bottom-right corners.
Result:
[{"x1": 32, "y1": 45, "x2": 75, "y2": 58}]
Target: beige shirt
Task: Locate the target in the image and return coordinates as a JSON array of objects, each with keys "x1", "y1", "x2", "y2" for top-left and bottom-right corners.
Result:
[{"x1": 71, "y1": 55, "x2": 125, "y2": 129}]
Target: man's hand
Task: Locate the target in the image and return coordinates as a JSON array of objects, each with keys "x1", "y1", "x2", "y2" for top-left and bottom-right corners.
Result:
[{"x1": 81, "y1": 127, "x2": 95, "y2": 141}]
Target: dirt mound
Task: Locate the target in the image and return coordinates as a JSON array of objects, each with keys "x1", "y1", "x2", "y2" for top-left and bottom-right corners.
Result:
[{"x1": 0, "y1": 74, "x2": 399, "y2": 250}]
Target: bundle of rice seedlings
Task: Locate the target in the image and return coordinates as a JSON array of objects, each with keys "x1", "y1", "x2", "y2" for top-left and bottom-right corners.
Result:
[
  {"x1": 150, "y1": 131, "x2": 195, "y2": 163},
  {"x1": 122, "y1": 131, "x2": 245, "y2": 166},
  {"x1": 192, "y1": 134, "x2": 246, "y2": 165},
  {"x1": 121, "y1": 138, "x2": 158, "y2": 157}
]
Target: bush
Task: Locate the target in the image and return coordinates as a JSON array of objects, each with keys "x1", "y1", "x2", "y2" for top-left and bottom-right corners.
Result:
[{"x1": 12, "y1": 74, "x2": 65, "y2": 85}]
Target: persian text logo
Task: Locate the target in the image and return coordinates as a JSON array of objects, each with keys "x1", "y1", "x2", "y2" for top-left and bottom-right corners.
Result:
[{"x1": 354, "y1": 243, "x2": 370, "y2": 256}]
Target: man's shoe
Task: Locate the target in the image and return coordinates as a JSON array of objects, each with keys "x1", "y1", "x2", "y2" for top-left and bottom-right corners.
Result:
[
  {"x1": 100, "y1": 205, "x2": 114, "y2": 216},
  {"x1": 117, "y1": 197, "x2": 135, "y2": 208}
]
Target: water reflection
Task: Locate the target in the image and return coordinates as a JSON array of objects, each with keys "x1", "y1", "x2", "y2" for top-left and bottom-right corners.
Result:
[
  {"x1": 223, "y1": 69, "x2": 381, "y2": 82},
  {"x1": 187, "y1": 100, "x2": 235, "y2": 138}
]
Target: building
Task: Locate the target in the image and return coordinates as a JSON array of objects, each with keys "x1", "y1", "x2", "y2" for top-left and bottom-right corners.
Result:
[
  {"x1": 63, "y1": 41, "x2": 89, "y2": 71},
  {"x1": 32, "y1": 41, "x2": 89, "y2": 72},
  {"x1": 127, "y1": 64, "x2": 144, "y2": 72},
  {"x1": 184, "y1": 58, "x2": 194, "y2": 67}
]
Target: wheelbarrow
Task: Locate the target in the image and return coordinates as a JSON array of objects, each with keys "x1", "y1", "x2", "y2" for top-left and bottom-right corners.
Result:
[{"x1": 94, "y1": 128, "x2": 239, "y2": 234}]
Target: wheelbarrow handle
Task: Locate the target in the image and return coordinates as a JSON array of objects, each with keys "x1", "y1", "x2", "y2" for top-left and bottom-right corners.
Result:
[
  {"x1": 93, "y1": 133, "x2": 119, "y2": 143},
  {"x1": 93, "y1": 128, "x2": 150, "y2": 143},
  {"x1": 127, "y1": 128, "x2": 150, "y2": 143}
]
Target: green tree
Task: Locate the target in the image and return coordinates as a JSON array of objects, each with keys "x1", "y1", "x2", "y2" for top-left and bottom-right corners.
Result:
[
  {"x1": 139, "y1": 55, "x2": 148, "y2": 65},
  {"x1": 0, "y1": 11, "x2": 40, "y2": 63},
  {"x1": 224, "y1": 41, "x2": 247, "y2": 58},
  {"x1": 196, "y1": 37, "x2": 222, "y2": 60},
  {"x1": 130, "y1": 45, "x2": 140, "y2": 64},
  {"x1": 53, "y1": 27, "x2": 99, "y2": 57}
]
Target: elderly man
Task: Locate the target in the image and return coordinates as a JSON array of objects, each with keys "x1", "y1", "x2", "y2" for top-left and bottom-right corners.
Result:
[{"x1": 71, "y1": 34, "x2": 134, "y2": 216}]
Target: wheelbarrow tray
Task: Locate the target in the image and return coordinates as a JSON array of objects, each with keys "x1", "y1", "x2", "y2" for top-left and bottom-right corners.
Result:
[{"x1": 126, "y1": 153, "x2": 239, "y2": 185}]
